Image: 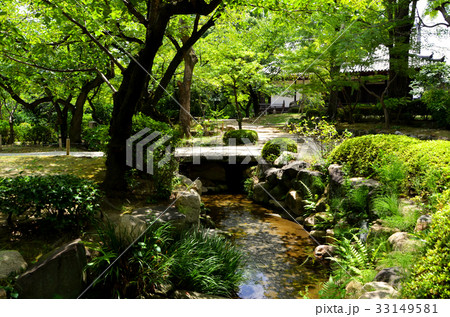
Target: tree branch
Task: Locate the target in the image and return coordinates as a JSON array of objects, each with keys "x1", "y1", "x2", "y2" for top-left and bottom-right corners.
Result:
[
  {"x1": 2, "y1": 53, "x2": 97, "y2": 73},
  {"x1": 121, "y1": 0, "x2": 148, "y2": 26},
  {"x1": 142, "y1": 11, "x2": 219, "y2": 114},
  {"x1": 0, "y1": 74, "x2": 53, "y2": 110},
  {"x1": 41, "y1": 0, "x2": 125, "y2": 72}
]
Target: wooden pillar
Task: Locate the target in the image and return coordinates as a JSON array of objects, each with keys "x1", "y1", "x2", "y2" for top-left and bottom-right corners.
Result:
[{"x1": 66, "y1": 138, "x2": 70, "y2": 156}]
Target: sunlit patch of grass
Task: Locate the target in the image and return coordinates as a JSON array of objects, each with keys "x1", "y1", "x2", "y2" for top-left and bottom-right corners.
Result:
[
  {"x1": 250, "y1": 113, "x2": 304, "y2": 127},
  {"x1": 0, "y1": 156, "x2": 106, "y2": 183}
]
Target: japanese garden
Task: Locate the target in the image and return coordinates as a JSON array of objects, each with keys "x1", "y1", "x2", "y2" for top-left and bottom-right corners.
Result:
[{"x1": 0, "y1": 0, "x2": 449, "y2": 300}]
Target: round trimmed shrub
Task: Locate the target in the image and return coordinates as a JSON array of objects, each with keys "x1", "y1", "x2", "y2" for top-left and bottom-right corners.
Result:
[
  {"x1": 223, "y1": 129, "x2": 258, "y2": 145},
  {"x1": 261, "y1": 137, "x2": 297, "y2": 163}
]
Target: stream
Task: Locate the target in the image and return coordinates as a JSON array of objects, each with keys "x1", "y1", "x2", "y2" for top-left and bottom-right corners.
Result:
[{"x1": 202, "y1": 194, "x2": 328, "y2": 299}]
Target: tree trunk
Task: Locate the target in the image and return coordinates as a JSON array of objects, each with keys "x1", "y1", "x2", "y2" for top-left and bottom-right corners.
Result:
[
  {"x1": 327, "y1": 64, "x2": 340, "y2": 120},
  {"x1": 8, "y1": 115, "x2": 15, "y2": 144},
  {"x1": 386, "y1": 0, "x2": 416, "y2": 99},
  {"x1": 69, "y1": 75, "x2": 104, "y2": 144},
  {"x1": 249, "y1": 85, "x2": 259, "y2": 117},
  {"x1": 233, "y1": 82, "x2": 243, "y2": 130},
  {"x1": 178, "y1": 45, "x2": 198, "y2": 138},
  {"x1": 103, "y1": 13, "x2": 171, "y2": 192}
]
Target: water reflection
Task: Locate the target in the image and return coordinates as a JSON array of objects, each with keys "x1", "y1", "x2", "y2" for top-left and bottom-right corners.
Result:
[{"x1": 202, "y1": 194, "x2": 328, "y2": 299}]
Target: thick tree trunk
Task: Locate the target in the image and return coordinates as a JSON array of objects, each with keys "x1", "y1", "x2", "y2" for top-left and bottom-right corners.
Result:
[
  {"x1": 387, "y1": 0, "x2": 415, "y2": 99},
  {"x1": 178, "y1": 46, "x2": 198, "y2": 138},
  {"x1": 103, "y1": 13, "x2": 170, "y2": 192},
  {"x1": 69, "y1": 75, "x2": 104, "y2": 144},
  {"x1": 249, "y1": 85, "x2": 259, "y2": 117}
]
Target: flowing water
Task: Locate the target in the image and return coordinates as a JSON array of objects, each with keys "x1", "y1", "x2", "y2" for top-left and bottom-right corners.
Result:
[{"x1": 202, "y1": 194, "x2": 328, "y2": 299}]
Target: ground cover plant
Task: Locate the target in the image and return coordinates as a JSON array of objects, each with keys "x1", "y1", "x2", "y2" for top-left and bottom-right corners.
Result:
[
  {"x1": 84, "y1": 221, "x2": 244, "y2": 298},
  {"x1": 0, "y1": 175, "x2": 101, "y2": 228}
]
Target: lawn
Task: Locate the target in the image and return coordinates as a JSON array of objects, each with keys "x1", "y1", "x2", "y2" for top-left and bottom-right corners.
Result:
[{"x1": 0, "y1": 156, "x2": 106, "y2": 182}]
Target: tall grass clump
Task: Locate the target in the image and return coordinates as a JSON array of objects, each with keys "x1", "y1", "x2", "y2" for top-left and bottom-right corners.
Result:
[{"x1": 169, "y1": 228, "x2": 244, "y2": 297}]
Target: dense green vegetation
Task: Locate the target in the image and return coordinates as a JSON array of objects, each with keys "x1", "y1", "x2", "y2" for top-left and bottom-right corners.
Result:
[
  {"x1": 85, "y1": 221, "x2": 243, "y2": 298},
  {"x1": 0, "y1": 0, "x2": 449, "y2": 301},
  {"x1": 328, "y1": 135, "x2": 449, "y2": 196},
  {"x1": 0, "y1": 175, "x2": 101, "y2": 228},
  {"x1": 222, "y1": 129, "x2": 258, "y2": 145}
]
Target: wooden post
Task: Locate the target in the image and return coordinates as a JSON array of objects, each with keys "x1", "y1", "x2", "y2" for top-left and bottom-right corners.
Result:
[
  {"x1": 66, "y1": 138, "x2": 70, "y2": 155},
  {"x1": 58, "y1": 135, "x2": 62, "y2": 149}
]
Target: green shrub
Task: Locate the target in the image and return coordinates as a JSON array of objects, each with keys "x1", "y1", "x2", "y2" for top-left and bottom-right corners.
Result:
[
  {"x1": 422, "y1": 89, "x2": 450, "y2": 128},
  {"x1": 85, "y1": 224, "x2": 244, "y2": 298},
  {"x1": 169, "y1": 228, "x2": 244, "y2": 297},
  {"x1": 402, "y1": 190, "x2": 450, "y2": 298},
  {"x1": 261, "y1": 137, "x2": 298, "y2": 163},
  {"x1": 371, "y1": 194, "x2": 401, "y2": 219},
  {"x1": 131, "y1": 114, "x2": 181, "y2": 199},
  {"x1": 222, "y1": 129, "x2": 258, "y2": 145},
  {"x1": 328, "y1": 135, "x2": 449, "y2": 196},
  {"x1": 15, "y1": 123, "x2": 55, "y2": 144},
  {"x1": 83, "y1": 125, "x2": 110, "y2": 151},
  {"x1": 0, "y1": 120, "x2": 9, "y2": 140},
  {"x1": 85, "y1": 220, "x2": 174, "y2": 298},
  {"x1": 0, "y1": 175, "x2": 101, "y2": 228}
]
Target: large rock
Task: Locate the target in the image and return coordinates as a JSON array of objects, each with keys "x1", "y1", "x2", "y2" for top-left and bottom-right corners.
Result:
[
  {"x1": 295, "y1": 169, "x2": 325, "y2": 197},
  {"x1": 0, "y1": 250, "x2": 28, "y2": 280},
  {"x1": 273, "y1": 151, "x2": 298, "y2": 167},
  {"x1": 368, "y1": 220, "x2": 400, "y2": 239},
  {"x1": 132, "y1": 206, "x2": 187, "y2": 230},
  {"x1": 268, "y1": 184, "x2": 287, "y2": 201},
  {"x1": 345, "y1": 280, "x2": 363, "y2": 299},
  {"x1": 264, "y1": 167, "x2": 282, "y2": 186},
  {"x1": 15, "y1": 240, "x2": 87, "y2": 299},
  {"x1": 349, "y1": 177, "x2": 381, "y2": 190},
  {"x1": 175, "y1": 189, "x2": 201, "y2": 226},
  {"x1": 285, "y1": 190, "x2": 305, "y2": 216},
  {"x1": 415, "y1": 215, "x2": 432, "y2": 232},
  {"x1": 253, "y1": 182, "x2": 271, "y2": 204},
  {"x1": 328, "y1": 164, "x2": 345, "y2": 197},
  {"x1": 388, "y1": 232, "x2": 423, "y2": 252},
  {"x1": 374, "y1": 267, "x2": 403, "y2": 287},
  {"x1": 359, "y1": 281, "x2": 398, "y2": 299},
  {"x1": 314, "y1": 245, "x2": 336, "y2": 260},
  {"x1": 281, "y1": 161, "x2": 310, "y2": 188},
  {"x1": 116, "y1": 214, "x2": 148, "y2": 242}
]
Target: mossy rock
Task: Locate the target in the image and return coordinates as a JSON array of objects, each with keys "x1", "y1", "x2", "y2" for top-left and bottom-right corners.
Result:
[
  {"x1": 223, "y1": 129, "x2": 258, "y2": 145},
  {"x1": 261, "y1": 137, "x2": 298, "y2": 163}
]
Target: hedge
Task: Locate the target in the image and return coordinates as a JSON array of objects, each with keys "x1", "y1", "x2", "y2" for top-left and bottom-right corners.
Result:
[
  {"x1": 328, "y1": 134, "x2": 449, "y2": 195},
  {"x1": 0, "y1": 175, "x2": 101, "y2": 227}
]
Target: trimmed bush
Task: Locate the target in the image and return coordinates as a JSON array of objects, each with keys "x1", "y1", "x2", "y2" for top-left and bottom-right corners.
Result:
[
  {"x1": 0, "y1": 175, "x2": 101, "y2": 228},
  {"x1": 222, "y1": 129, "x2": 258, "y2": 145},
  {"x1": 328, "y1": 134, "x2": 449, "y2": 195},
  {"x1": 261, "y1": 137, "x2": 298, "y2": 163}
]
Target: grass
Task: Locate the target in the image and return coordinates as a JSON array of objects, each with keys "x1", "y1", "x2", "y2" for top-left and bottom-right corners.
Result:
[
  {"x1": 249, "y1": 113, "x2": 304, "y2": 127},
  {"x1": 0, "y1": 144, "x2": 90, "y2": 153},
  {"x1": 0, "y1": 156, "x2": 106, "y2": 182}
]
